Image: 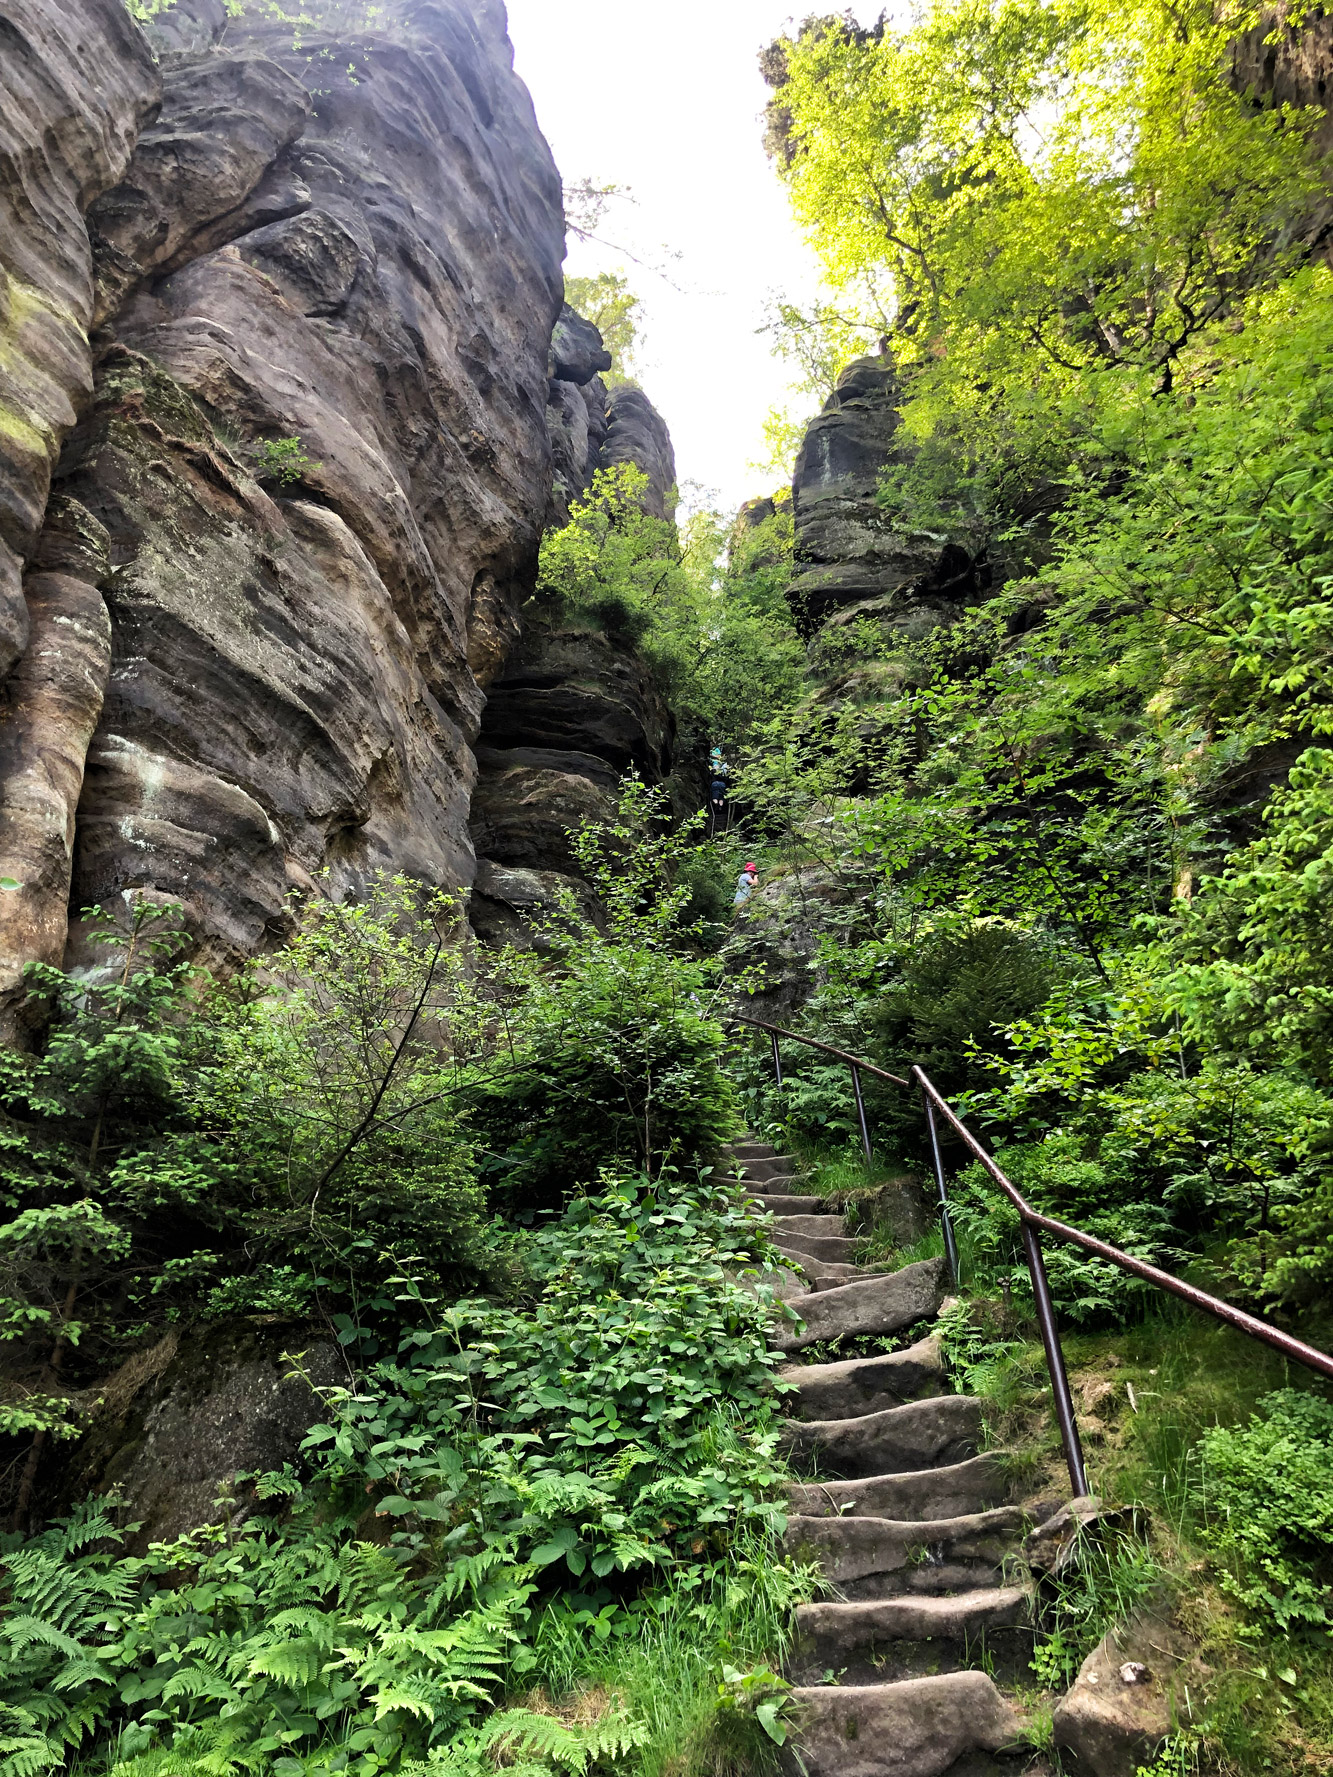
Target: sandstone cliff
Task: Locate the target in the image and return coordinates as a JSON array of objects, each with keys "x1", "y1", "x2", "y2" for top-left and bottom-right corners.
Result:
[
  {"x1": 788, "y1": 351, "x2": 983, "y2": 641},
  {"x1": 0, "y1": 0, "x2": 686, "y2": 1018}
]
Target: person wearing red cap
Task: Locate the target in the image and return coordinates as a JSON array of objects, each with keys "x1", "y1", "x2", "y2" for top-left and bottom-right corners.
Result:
[{"x1": 734, "y1": 861, "x2": 759, "y2": 907}]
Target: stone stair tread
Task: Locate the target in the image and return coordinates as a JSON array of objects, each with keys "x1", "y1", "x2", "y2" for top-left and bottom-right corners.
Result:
[
  {"x1": 782, "y1": 1392, "x2": 981, "y2": 1477},
  {"x1": 774, "y1": 1231, "x2": 860, "y2": 1263},
  {"x1": 798, "y1": 1581, "x2": 1033, "y2": 1636},
  {"x1": 760, "y1": 1194, "x2": 825, "y2": 1213},
  {"x1": 773, "y1": 1258, "x2": 946, "y2": 1353},
  {"x1": 787, "y1": 1453, "x2": 1012, "y2": 1523},
  {"x1": 778, "y1": 1251, "x2": 870, "y2": 1290},
  {"x1": 785, "y1": 1506, "x2": 1029, "y2": 1590},
  {"x1": 787, "y1": 1672, "x2": 1024, "y2": 1777},
  {"x1": 775, "y1": 1213, "x2": 847, "y2": 1234},
  {"x1": 780, "y1": 1337, "x2": 945, "y2": 1418}
]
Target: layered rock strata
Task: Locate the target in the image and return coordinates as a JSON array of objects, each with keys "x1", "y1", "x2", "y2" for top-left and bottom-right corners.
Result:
[
  {"x1": 0, "y1": 0, "x2": 569, "y2": 1016},
  {"x1": 469, "y1": 381, "x2": 679, "y2": 944},
  {"x1": 788, "y1": 351, "x2": 983, "y2": 637}
]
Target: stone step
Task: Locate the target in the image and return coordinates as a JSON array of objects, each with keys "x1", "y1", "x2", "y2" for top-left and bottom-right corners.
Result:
[
  {"x1": 785, "y1": 1506, "x2": 1029, "y2": 1598},
  {"x1": 740, "y1": 1155, "x2": 799, "y2": 1180},
  {"x1": 730, "y1": 1141, "x2": 778, "y2": 1159},
  {"x1": 773, "y1": 1258, "x2": 945, "y2": 1353},
  {"x1": 777, "y1": 1252, "x2": 869, "y2": 1290},
  {"x1": 782, "y1": 1393, "x2": 982, "y2": 1478},
  {"x1": 787, "y1": 1452, "x2": 1011, "y2": 1523},
  {"x1": 792, "y1": 1583, "x2": 1035, "y2": 1685},
  {"x1": 787, "y1": 1672, "x2": 1023, "y2": 1777},
  {"x1": 759, "y1": 1194, "x2": 825, "y2": 1214},
  {"x1": 780, "y1": 1337, "x2": 945, "y2": 1419},
  {"x1": 774, "y1": 1214, "x2": 847, "y2": 1237},
  {"x1": 774, "y1": 1230, "x2": 860, "y2": 1264}
]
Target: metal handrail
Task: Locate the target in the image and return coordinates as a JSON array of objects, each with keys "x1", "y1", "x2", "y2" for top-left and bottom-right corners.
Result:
[{"x1": 731, "y1": 1011, "x2": 1333, "y2": 1500}]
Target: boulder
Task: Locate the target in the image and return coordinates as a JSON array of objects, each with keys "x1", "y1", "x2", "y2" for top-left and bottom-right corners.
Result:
[
  {"x1": 55, "y1": 1321, "x2": 345, "y2": 1546},
  {"x1": 1052, "y1": 1606, "x2": 1197, "y2": 1777}
]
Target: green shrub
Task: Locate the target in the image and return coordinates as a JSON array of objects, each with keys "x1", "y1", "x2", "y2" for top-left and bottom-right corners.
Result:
[{"x1": 1196, "y1": 1389, "x2": 1333, "y2": 1632}]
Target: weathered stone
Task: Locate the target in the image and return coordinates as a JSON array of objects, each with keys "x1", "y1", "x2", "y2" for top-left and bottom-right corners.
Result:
[
  {"x1": 775, "y1": 1213, "x2": 848, "y2": 1237},
  {"x1": 600, "y1": 384, "x2": 677, "y2": 518},
  {"x1": 773, "y1": 1230, "x2": 861, "y2": 1263},
  {"x1": 467, "y1": 855, "x2": 600, "y2": 948},
  {"x1": 786, "y1": 1506, "x2": 1028, "y2": 1596},
  {"x1": 793, "y1": 1584, "x2": 1035, "y2": 1684},
  {"x1": 1025, "y1": 1496, "x2": 1144, "y2": 1577},
  {"x1": 786, "y1": 1673, "x2": 1023, "y2": 1777},
  {"x1": 43, "y1": 2, "x2": 567, "y2": 959},
  {"x1": 551, "y1": 302, "x2": 612, "y2": 384},
  {"x1": 774, "y1": 1258, "x2": 946, "y2": 1352},
  {"x1": 56, "y1": 1321, "x2": 345, "y2": 1546},
  {"x1": 1052, "y1": 1607, "x2": 1196, "y2": 1777},
  {"x1": 782, "y1": 1393, "x2": 982, "y2": 1477},
  {"x1": 0, "y1": 497, "x2": 111, "y2": 1031},
  {"x1": 87, "y1": 52, "x2": 313, "y2": 325},
  {"x1": 780, "y1": 1337, "x2": 945, "y2": 1420},
  {"x1": 0, "y1": 0, "x2": 157, "y2": 679},
  {"x1": 787, "y1": 1453, "x2": 1011, "y2": 1523},
  {"x1": 470, "y1": 764, "x2": 615, "y2": 877}
]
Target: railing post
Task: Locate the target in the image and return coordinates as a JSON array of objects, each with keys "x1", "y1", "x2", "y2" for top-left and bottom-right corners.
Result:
[
  {"x1": 770, "y1": 1029, "x2": 783, "y2": 1087},
  {"x1": 1020, "y1": 1220, "x2": 1090, "y2": 1499},
  {"x1": 850, "y1": 1064, "x2": 873, "y2": 1167},
  {"x1": 922, "y1": 1092, "x2": 961, "y2": 1286}
]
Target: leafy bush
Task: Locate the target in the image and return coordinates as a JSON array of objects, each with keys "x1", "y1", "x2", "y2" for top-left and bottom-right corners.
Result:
[
  {"x1": 468, "y1": 784, "x2": 739, "y2": 1210},
  {"x1": 1196, "y1": 1389, "x2": 1333, "y2": 1633},
  {"x1": 872, "y1": 919, "x2": 1060, "y2": 1093},
  {"x1": 0, "y1": 1166, "x2": 803, "y2": 1777}
]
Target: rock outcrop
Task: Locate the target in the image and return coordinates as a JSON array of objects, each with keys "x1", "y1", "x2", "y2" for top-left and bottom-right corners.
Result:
[
  {"x1": 0, "y1": 0, "x2": 158, "y2": 684},
  {"x1": 469, "y1": 380, "x2": 679, "y2": 942},
  {"x1": 789, "y1": 351, "x2": 982, "y2": 637},
  {"x1": 0, "y1": 0, "x2": 568, "y2": 1016}
]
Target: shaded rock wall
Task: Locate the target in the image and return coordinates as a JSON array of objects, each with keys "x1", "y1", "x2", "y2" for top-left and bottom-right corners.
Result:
[
  {"x1": 0, "y1": 0, "x2": 158, "y2": 682},
  {"x1": 789, "y1": 352, "x2": 982, "y2": 638},
  {"x1": 469, "y1": 382, "x2": 679, "y2": 943},
  {"x1": 0, "y1": 0, "x2": 566, "y2": 1014}
]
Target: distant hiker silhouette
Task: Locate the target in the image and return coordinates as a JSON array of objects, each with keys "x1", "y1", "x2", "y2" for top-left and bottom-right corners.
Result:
[{"x1": 709, "y1": 746, "x2": 729, "y2": 833}]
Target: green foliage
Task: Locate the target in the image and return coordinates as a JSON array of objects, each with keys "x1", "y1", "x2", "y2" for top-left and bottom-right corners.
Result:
[
  {"x1": 536, "y1": 469, "x2": 803, "y2": 749},
  {"x1": 872, "y1": 919, "x2": 1059, "y2": 1093},
  {"x1": 466, "y1": 781, "x2": 740, "y2": 1208},
  {"x1": 0, "y1": 1162, "x2": 804, "y2": 1777},
  {"x1": 771, "y1": 0, "x2": 1322, "y2": 395},
  {"x1": 251, "y1": 437, "x2": 320, "y2": 485},
  {"x1": 1196, "y1": 1389, "x2": 1333, "y2": 1632}
]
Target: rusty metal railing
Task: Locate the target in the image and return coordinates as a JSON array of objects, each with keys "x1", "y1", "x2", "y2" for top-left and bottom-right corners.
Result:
[{"x1": 732, "y1": 1012, "x2": 1333, "y2": 1501}]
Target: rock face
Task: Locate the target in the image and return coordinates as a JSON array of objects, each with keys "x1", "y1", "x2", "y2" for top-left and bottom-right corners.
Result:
[
  {"x1": 55, "y1": 1322, "x2": 345, "y2": 1546},
  {"x1": 0, "y1": 0, "x2": 158, "y2": 684},
  {"x1": 789, "y1": 352, "x2": 983, "y2": 635},
  {"x1": 1052, "y1": 1605, "x2": 1196, "y2": 1777},
  {"x1": 1231, "y1": 7, "x2": 1333, "y2": 156},
  {"x1": 0, "y1": 0, "x2": 569, "y2": 1013},
  {"x1": 469, "y1": 381, "x2": 679, "y2": 941}
]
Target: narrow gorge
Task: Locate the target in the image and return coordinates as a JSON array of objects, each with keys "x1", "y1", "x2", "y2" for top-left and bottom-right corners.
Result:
[{"x1": 2, "y1": 4, "x2": 1333, "y2": 1777}]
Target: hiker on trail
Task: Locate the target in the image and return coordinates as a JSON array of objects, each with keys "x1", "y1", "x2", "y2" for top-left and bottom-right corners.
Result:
[
  {"x1": 734, "y1": 861, "x2": 759, "y2": 906},
  {"x1": 708, "y1": 746, "x2": 729, "y2": 834}
]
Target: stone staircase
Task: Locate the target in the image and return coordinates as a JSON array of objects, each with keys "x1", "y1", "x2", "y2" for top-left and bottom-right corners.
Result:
[{"x1": 729, "y1": 1137, "x2": 1057, "y2": 1777}]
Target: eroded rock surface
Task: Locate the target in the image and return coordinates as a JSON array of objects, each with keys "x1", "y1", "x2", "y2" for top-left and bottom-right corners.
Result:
[
  {"x1": 0, "y1": 0, "x2": 158, "y2": 679},
  {"x1": 0, "y1": 0, "x2": 568, "y2": 1003},
  {"x1": 789, "y1": 352, "x2": 982, "y2": 634}
]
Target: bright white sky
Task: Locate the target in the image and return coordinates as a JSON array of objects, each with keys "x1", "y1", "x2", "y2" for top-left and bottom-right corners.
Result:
[{"x1": 503, "y1": 0, "x2": 883, "y2": 519}]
